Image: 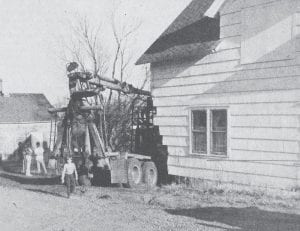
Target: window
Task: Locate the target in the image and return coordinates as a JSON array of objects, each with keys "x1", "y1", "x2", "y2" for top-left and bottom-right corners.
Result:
[
  {"x1": 191, "y1": 111, "x2": 207, "y2": 153},
  {"x1": 191, "y1": 108, "x2": 227, "y2": 156},
  {"x1": 211, "y1": 110, "x2": 227, "y2": 155}
]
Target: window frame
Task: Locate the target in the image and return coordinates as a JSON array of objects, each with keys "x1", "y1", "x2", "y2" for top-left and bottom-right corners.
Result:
[{"x1": 189, "y1": 106, "x2": 229, "y2": 158}]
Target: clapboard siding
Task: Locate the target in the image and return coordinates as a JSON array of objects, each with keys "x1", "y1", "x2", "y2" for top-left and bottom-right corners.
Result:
[
  {"x1": 154, "y1": 116, "x2": 188, "y2": 127},
  {"x1": 168, "y1": 156, "x2": 297, "y2": 179},
  {"x1": 149, "y1": 0, "x2": 300, "y2": 189},
  {"x1": 159, "y1": 126, "x2": 189, "y2": 137},
  {"x1": 230, "y1": 102, "x2": 300, "y2": 115},
  {"x1": 152, "y1": 76, "x2": 300, "y2": 97},
  {"x1": 152, "y1": 61, "x2": 299, "y2": 81},
  {"x1": 153, "y1": 65, "x2": 300, "y2": 89},
  {"x1": 221, "y1": 11, "x2": 241, "y2": 27},
  {"x1": 153, "y1": 90, "x2": 300, "y2": 107},
  {"x1": 156, "y1": 106, "x2": 189, "y2": 117},
  {"x1": 231, "y1": 138, "x2": 299, "y2": 154},
  {"x1": 168, "y1": 165, "x2": 296, "y2": 189},
  {"x1": 221, "y1": 0, "x2": 242, "y2": 16},
  {"x1": 167, "y1": 147, "x2": 299, "y2": 161},
  {"x1": 230, "y1": 149, "x2": 299, "y2": 161},
  {"x1": 152, "y1": 60, "x2": 239, "y2": 80},
  {"x1": 231, "y1": 127, "x2": 300, "y2": 141},
  {"x1": 220, "y1": 23, "x2": 241, "y2": 39},
  {"x1": 231, "y1": 115, "x2": 300, "y2": 128},
  {"x1": 216, "y1": 35, "x2": 241, "y2": 51},
  {"x1": 162, "y1": 136, "x2": 189, "y2": 147}
]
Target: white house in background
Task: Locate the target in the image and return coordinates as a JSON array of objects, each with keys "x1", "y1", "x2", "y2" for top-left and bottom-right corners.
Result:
[
  {"x1": 137, "y1": 0, "x2": 300, "y2": 190},
  {"x1": 0, "y1": 79, "x2": 52, "y2": 159}
]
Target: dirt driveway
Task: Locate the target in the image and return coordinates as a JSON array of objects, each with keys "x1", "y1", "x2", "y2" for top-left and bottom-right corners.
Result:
[{"x1": 0, "y1": 172, "x2": 299, "y2": 231}]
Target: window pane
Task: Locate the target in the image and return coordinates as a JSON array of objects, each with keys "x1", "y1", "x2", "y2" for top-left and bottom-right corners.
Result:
[
  {"x1": 211, "y1": 110, "x2": 227, "y2": 155},
  {"x1": 211, "y1": 132, "x2": 227, "y2": 154},
  {"x1": 192, "y1": 132, "x2": 207, "y2": 153},
  {"x1": 192, "y1": 110, "x2": 206, "y2": 131},
  {"x1": 212, "y1": 110, "x2": 227, "y2": 131}
]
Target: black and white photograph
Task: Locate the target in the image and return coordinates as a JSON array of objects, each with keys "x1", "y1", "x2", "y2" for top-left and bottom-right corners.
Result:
[{"x1": 0, "y1": 0, "x2": 299, "y2": 230}]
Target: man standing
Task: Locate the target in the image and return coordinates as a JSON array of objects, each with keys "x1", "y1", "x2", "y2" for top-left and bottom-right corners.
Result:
[
  {"x1": 34, "y1": 142, "x2": 47, "y2": 174},
  {"x1": 61, "y1": 157, "x2": 78, "y2": 198},
  {"x1": 24, "y1": 145, "x2": 33, "y2": 176}
]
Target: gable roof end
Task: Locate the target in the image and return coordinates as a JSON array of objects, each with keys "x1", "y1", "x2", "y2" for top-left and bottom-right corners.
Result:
[{"x1": 136, "y1": 0, "x2": 220, "y2": 65}]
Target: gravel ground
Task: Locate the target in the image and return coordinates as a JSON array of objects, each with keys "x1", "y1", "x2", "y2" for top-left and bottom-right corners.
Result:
[{"x1": 0, "y1": 170, "x2": 299, "y2": 231}]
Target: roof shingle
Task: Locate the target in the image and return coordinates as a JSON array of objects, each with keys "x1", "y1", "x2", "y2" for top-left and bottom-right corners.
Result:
[{"x1": 0, "y1": 93, "x2": 52, "y2": 123}]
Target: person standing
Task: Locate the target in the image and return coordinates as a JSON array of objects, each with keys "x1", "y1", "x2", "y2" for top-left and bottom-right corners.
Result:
[
  {"x1": 61, "y1": 157, "x2": 78, "y2": 198},
  {"x1": 24, "y1": 145, "x2": 33, "y2": 176},
  {"x1": 34, "y1": 142, "x2": 47, "y2": 174}
]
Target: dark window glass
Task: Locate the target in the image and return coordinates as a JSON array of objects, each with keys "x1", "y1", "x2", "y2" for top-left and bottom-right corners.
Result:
[
  {"x1": 211, "y1": 110, "x2": 227, "y2": 155},
  {"x1": 192, "y1": 110, "x2": 207, "y2": 153}
]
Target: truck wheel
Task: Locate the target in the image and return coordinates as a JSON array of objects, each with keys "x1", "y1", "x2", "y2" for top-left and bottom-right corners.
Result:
[
  {"x1": 142, "y1": 161, "x2": 158, "y2": 188},
  {"x1": 125, "y1": 158, "x2": 142, "y2": 188}
]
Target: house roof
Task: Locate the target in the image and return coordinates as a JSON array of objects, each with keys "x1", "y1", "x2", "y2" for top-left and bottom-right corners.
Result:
[
  {"x1": 0, "y1": 93, "x2": 53, "y2": 123},
  {"x1": 136, "y1": 0, "x2": 218, "y2": 65}
]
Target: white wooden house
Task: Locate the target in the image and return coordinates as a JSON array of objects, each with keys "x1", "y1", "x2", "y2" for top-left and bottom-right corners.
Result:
[
  {"x1": 137, "y1": 0, "x2": 300, "y2": 189},
  {"x1": 0, "y1": 83, "x2": 52, "y2": 159}
]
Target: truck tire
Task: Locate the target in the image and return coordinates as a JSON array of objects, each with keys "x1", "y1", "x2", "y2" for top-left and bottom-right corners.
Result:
[
  {"x1": 142, "y1": 161, "x2": 158, "y2": 188},
  {"x1": 125, "y1": 158, "x2": 142, "y2": 188}
]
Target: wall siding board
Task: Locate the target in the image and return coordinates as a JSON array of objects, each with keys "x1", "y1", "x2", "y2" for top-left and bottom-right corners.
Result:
[
  {"x1": 168, "y1": 165, "x2": 296, "y2": 189},
  {"x1": 220, "y1": 23, "x2": 241, "y2": 39},
  {"x1": 243, "y1": 0, "x2": 290, "y2": 9},
  {"x1": 216, "y1": 36, "x2": 241, "y2": 51},
  {"x1": 230, "y1": 102, "x2": 300, "y2": 115},
  {"x1": 231, "y1": 127, "x2": 300, "y2": 141},
  {"x1": 226, "y1": 149, "x2": 299, "y2": 161},
  {"x1": 153, "y1": 63, "x2": 300, "y2": 81},
  {"x1": 167, "y1": 156, "x2": 297, "y2": 179},
  {"x1": 154, "y1": 116, "x2": 188, "y2": 127},
  {"x1": 152, "y1": 60, "x2": 239, "y2": 80},
  {"x1": 231, "y1": 115, "x2": 300, "y2": 128},
  {"x1": 167, "y1": 146, "x2": 299, "y2": 161},
  {"x1": 162, "y1": 136, "x2": 189, "y2": 147},
  {"x1": 153, "y1": 90, "x2": 300, "y2": 107},
  {"x1": 221, "y1": 11, "x2": 241, "y2": 27},
  {"x1": 152, "y1": 76, "x2": 300, "y2": 97},
  {"x1": 156, "y1": 106, "x2": 189, "y2": 117},
  {"x1": 221, "y1": 0, "x2": 242, "y2": 15},
  {"x1": 231, "y1": 138, "x2": 299, "y2": 154},
  {"x1": 159, "y1": 126, "x2": 189, "y2": 137}
]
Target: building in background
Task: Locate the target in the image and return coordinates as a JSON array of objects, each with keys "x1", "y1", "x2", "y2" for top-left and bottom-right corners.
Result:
[
  {"x1": 0, "y1": 79, "x2": 52, "y2": 159},
  {"x1": 137, "y1": 0, "x2": 300, "y2": 190}
]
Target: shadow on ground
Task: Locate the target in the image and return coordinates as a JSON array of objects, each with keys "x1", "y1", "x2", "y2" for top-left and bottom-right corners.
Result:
[
  {"x1": 0, "y1": 172, "x2": 60, "y2": 185},
  {"x1": 165, "y1": 206, "x2": 300, "y2": 231},
  {"x1": 25, "y1": 188, "x2": 65, "y2": 198}
]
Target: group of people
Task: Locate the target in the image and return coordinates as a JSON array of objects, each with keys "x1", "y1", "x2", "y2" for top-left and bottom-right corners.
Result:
[
  {"x1": 22, "y1": 142, "x2": 48, "y2": 176},
  {"x1": 20, "y1": 142, "x2": 106, "y2": 198}
]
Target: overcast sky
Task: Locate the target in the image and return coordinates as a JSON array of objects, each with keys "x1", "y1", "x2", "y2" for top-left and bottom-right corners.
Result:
[{"x1": 0, "y1": 0, "x2": 190, "y2": 103}]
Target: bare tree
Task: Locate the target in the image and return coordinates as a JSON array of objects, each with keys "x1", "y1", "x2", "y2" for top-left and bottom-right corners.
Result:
[{"x1": 62, "y1": 13, "x2": 149, "y2": 151}]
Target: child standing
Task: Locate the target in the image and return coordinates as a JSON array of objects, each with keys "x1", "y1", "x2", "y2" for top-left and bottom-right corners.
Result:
[{"x1": 61, "y1": 157, "x2": 78, "y2": 198}]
